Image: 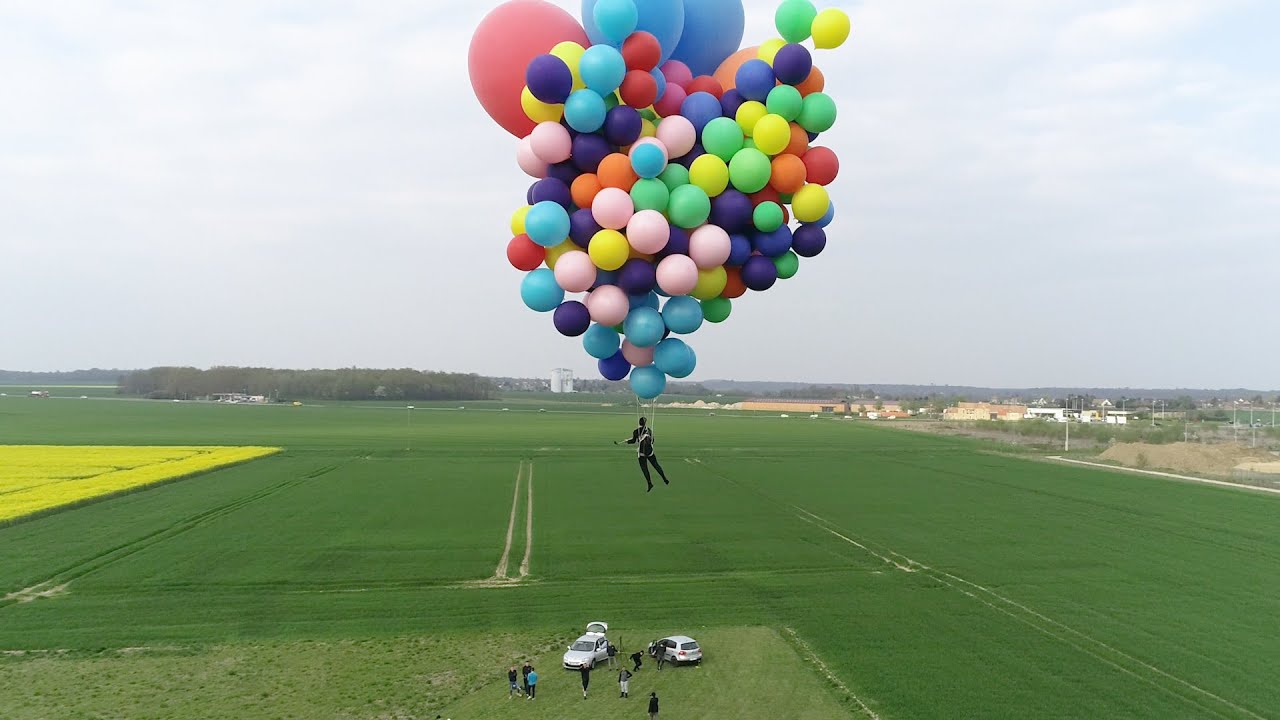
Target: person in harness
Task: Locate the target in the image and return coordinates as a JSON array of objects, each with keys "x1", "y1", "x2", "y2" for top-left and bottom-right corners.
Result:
[{"x1": 616, "y1": 417, "x2": 669, "y2": 492}]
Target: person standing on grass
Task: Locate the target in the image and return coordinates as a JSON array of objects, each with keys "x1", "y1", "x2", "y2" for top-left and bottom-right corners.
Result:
[
  {"x1": 648, "y1": 691, "x2": 660, "y2": 719},
  {"x1": 521, "y1": 661, "x2": 533, "y2": 697},
  {"x1": 526, "y1": 668, "x2": 538, "y2": 700},
  {"x1": 607, "y1": 641, "x2": 618, "y2": 668},
  {"x1": 618, "y1": 667, "x2": 632, "y2": 698},
  {"x1": 653, "y1": 640, "x2": 667, "y2": 671},
  {"x1": 615, "y1": 417, "x2": 669, "y2": 492},
  {"x1": 507, "y1": 665, "x2": 523, "y2": 699},
  {"x1": 580, "y1": 659, "x2": 592, "y2": 699},
  {"x1": 630, "y1": 649, "x2": 644, "y2": 672}
]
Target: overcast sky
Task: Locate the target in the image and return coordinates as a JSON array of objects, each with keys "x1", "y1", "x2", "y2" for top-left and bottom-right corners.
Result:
[{"x1": 2, "y1": 1, "x2": 1276, "y2": 388}]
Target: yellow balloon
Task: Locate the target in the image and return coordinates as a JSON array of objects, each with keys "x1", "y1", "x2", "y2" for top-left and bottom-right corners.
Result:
[
  {"x1": 510, "y1": 205, "x2": 531, "y2": 236},
  {"x1": 792, "y1": 184, "x2": 830, "y2": 223},
  {"x1": 521, "y1": 86, "x2": 563, "y2": 124},
  {"x1": 639, "y1": 118, "x2": 657, "y2": 138},
  {"x1": 758, "y1": 38, "x2": 786, "y2": 65},
  {"x1": 550, "y1": 41, "x2": 587, "y2": 91},
  {"x1": 544, "y1": 240, "x2": 576, "y2": 270},
  {"x1": 812, "y1": 9, "x2": 851, "y2": 50},
  {"x1": 691, "y1": 266, "x2": 728, "y2": 300},
  {"x1": 753, "y1": 114, "x2": 790, "y2": 156},
  {"x1": 589, "y1": 229, "x2": 630, "y2": 271},
  {"x1": 735, "y1": 101, "x2": 767, "y2": 136},
  {"x1": 688, "y1": 155, "x2": 730, "y2": 197}
]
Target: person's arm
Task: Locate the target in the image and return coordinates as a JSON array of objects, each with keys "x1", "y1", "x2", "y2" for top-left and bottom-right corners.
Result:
[{"x1": 619, "y1": 427, "x2": 641, "y2": 444}]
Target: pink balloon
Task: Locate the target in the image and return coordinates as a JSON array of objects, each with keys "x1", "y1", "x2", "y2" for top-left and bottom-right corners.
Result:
[
  {"x1": 653, "y1": 84, "x2": 687, "y2": 118},
  {"x1": 529, "y1": 122, "x2": 572, "y2": 164},
  {"x1": 553, "y1": 250, "x2": 597, "y2": 292},
  {"x1": 585, "y1": 285, "x2": 629, "y2": 325},
  {"x1": 622, "y1": 340, "x2": 655, "y2": 367},
  {"x1": 655, "y1": 254, "x2": 699, "y2": 296},
  {"x1": 516, "y1": 137, "x2": 549, "y2": 178},
  {"x1": 655, "y1": 115, "x2": 696, "y2": 158},
  {"x1": 689, "y1": 224, "x2": 731, "y2": 269},
  {"x1": 591, "y1": 187, "x2": 635, "y2": 230},
  {"x1": 660, "y1": 60, "x2": 694, "y2": 90},
  {"x1": 468, "y1": 1, "x2": 589, "y2": 138},
  {"x1": 626, "y1": 210, "x2": 670, "y2": 254}
]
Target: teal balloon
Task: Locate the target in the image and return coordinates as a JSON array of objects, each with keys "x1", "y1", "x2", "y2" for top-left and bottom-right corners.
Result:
[
  {"x1": 583, "y1": 0, "x2": 685, "y2": 64},
  {"x1": 565, "y1": 90, "x2": 608, "y2": 133},
  {"x1": 668, "y1": 184, "x2": 711, "y2": 228},
  {"x1": 521, "y1": 269, "x2": 565, "y2": 312},
  {"x1": 525, "y1": 201, "x2": 571, "y2": 247},
  {"x1": 653, "y1": 338, "x2": 696, "y2": 378},
  {"x1": 661, "y1": 295, "x2": 703, "y2": 334},
  {"x1": 583, "y1": 324, "x2": 622, "y2": 359},
  {"x1": 797, "y1": 92, "x2": 837, "y2": 133},
  {"x1": 629, "y1": 365, "x2": 667, "y2": 399},
  {"x1": 592, "y1": 0, "x2": 638, "y2": 44},
  {"x1": 580, "y1": 45, "x2": 627, "y2": 94},
  {"x1": 623, "y1": 306, "x2": 665, "y2": 347}
]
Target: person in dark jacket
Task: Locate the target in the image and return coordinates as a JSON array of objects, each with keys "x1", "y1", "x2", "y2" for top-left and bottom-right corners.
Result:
[
  {"x1": 521, "y1": 662, "x2": 533, "y2": 698},
  {"x1": 618, "y1": 667, "x2": 632, "y2": 698},
  {"x1": 507, "y1": 665, "x2": 523, "y2": 698},
  {"x1": 606, "y1": 641, "x2": 618, "y2": 667},
  {"x1": 653, "y1": 640, "x2": 667, "y2": 670},
  {"x1": 616, "y1": 417, "x2": 669, "y2": 491},
  {"x1": 580, "y1": 660, "x2": 591, "y2": 699},
  {"x1": 648, "y1": 692, "x2": 660, "y2": 718},
  {"x1": 630, "y1": 649, "x2": 644, "y2": 672}
]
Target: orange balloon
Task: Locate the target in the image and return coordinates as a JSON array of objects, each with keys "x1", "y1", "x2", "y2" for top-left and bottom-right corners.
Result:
[
  {"x1": 796, "y1": 66, "x2": 825, "y2": 97},
  {"x1": 597, "y1": 153, "x2": 638, "y2": 191},
  {"x1": 785, "y1": 122, "x2": 810, "y2": 157},
  {"x1": 721, "y1": 267, "x2": 747, "y2": 299},
  {"x1": 571, "y1": 174, "x2": 603, "y2": 209},
  {"x1": 770, "y1": 154, "x2": 807, "y2": 194},
  {"x1": 713, "y1": 46, "x2": 759, "y2": 92}
]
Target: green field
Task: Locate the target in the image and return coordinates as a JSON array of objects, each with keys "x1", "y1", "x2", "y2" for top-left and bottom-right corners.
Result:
[{"x1": 2, "y1": 395, "x2": 1279, "y2": 719}]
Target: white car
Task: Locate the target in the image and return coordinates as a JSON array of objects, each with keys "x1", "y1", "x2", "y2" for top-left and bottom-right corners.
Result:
[
  {"x1": 649, "y1": 635, "x2": 702, "y2": 665},
  {"x1": 562, "y1": 621, "x2": 610, "y2": 669}
]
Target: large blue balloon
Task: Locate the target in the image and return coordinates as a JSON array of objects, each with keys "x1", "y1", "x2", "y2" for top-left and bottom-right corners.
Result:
[
  {"x1": 521, "y1": 269, "x2": 565, "y2": 312},
  {"x1": 580, "y1": 45, "x2": 627, "y2": 95},
  {"x1": 653, "y1": 337, "x2": 696, "y2": 378},
  {"x1": 583, "y1": 0, "x2": 684, "y2": 63},
  {"x1": 624, "y1": 306, "x2": 665, "y2": 347},
  {"x1": 669, "y1": 0, "x2": 745, "y2": 76},
  {"x1": 661, "y1": 296, "x2": 703, "y2": 334},
  {"x1": 525, "y1": 201, "x2": 570, "y2": 247},
  {"x1": 598, "y1": 350, "x2": 632, "y2": 381},
  {"x1": 630, "y1": 365, "x2": 667, "y2": 399},
  {"x1": 583, "y1": 323, "x2": 622, "y2": 359},
  {"x1": 680, "y1": 91, "x2": 723, "y2": 133}
]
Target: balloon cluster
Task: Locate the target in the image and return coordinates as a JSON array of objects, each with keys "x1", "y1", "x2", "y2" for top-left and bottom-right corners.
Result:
[{"x1": 470, "y1": 0, "x2": 851, "y2": 399}]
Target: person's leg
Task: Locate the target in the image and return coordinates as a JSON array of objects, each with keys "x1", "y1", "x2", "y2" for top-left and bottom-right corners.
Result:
[
  {"x1": 649, "y1": 455, "x2": 669, "y2": 484},
  {"x1": 638, "y1": 457, "x2": 653, "y2": 490}
]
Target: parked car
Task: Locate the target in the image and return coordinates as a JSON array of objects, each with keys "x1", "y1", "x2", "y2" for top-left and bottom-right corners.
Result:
[
  {"x1": 648, "y1": 635, "x2": 702, "y2": 665},
  {"x1": 562, "y1": 621, "x2": 610, "y2": 669}
]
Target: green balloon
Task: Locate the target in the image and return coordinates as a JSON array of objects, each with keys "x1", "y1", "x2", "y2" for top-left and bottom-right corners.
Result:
[
  {"x1": 604, "y1": 92, "x2": 621, "y2": 111},
  {"x1": 774, "y1": 251, "x2": 800, "y2": 279},
  {"x1": 631, "y1": 178, "x2": 670, "y2": 212},
  {"x1": 753, "y1": 202, "x2": 784, "y2": 232},
  {"x1": 775, "y1": 0, "x2": 817, "y2": 43},
  {"x1": 658, "y1": 164, "x2": 690, "y2": 193},
  {"x1": 701, "y1": 297, "x2": 732, "y2": 323},
  {"x1": 766, "y1": 85, "x2": 804, "y2": 122},
  {"x1": 640, "y1": 108, "x2": 658, "y2": 122},
  {"x1": 779, "y1": 192, "x2": 794, "y2": 204},
  {"x1": 728, "y1": 148, "x2": 772, "y2": 194},
  {"x1": 701, "y1": 117, "x2": 745, "y2": 163},
  {"x1": 742, "y1": 137, "x2": 757, "y2": 150},
  {"x1": 668, "y1": 184, "x2": 711, "y2": 228},
  {"x1": 797, "y1": 92, "x2": 837, "y2": 133}
]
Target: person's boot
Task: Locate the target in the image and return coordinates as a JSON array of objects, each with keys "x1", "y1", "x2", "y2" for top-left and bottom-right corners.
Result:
[{"x1": 646, "y1": 482, "x2": 653, "y2": 492}]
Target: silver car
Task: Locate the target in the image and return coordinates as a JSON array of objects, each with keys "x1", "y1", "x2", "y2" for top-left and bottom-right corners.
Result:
[
  {"x1": 649, "y1": 635, "x2": 702, "y2": 664},
  {"x1": 562, "y1": 621, "x2": 610, "y2": 669}
]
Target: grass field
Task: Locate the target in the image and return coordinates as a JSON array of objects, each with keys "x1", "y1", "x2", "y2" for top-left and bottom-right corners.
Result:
[{"x1": 2, "y1": 394, "x2": 1279, "y2": 718}]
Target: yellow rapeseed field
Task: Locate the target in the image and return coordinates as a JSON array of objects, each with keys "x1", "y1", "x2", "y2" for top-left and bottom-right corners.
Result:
[{"x1": 0, "y1": 445, "x2": 280, "y2": 522}]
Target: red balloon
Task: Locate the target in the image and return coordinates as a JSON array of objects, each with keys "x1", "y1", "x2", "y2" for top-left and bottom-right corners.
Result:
[
  {"x1": 507, "y1": 234, "x2": 546, "y2": 271},
  {"x1": 620, "y1": 70, "x2": 659, "y2": 109},
  {"x1": 622, "y1": 31, "x2": 662, "y2": 71},
  {"x1": 749, "y1": 186, "x2": 781, "y2": 207},
  {"x1": 721, "y1": 268, "x2": 747, "y2": 299},
  {"x1": 802, "y1": 146, "x2": 840, "y2": 186},
  {"x1": 685, "y1": 75, "x2": 724, "y2": 99},
  {"x1": 468, "y1": 1, "x2": 589, "y2": 138},
  {"x1": 653, "y1": 83, "x2": 687, "y2": 117}
]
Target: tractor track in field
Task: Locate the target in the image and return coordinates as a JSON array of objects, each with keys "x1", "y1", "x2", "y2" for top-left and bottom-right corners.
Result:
[
  {"x1": 467, "y1": 459, "x2": 534, "y2": 589},
  {"x1": 0, "y1": 461, "x2": 344, "y2": 610}
]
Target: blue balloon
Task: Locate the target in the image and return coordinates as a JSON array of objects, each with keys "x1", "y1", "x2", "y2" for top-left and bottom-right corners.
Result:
[
  {"x1": 629, "y1": 364, "x2": 667, "y2": 399},
  {"x1": 580, "y1": 45, "x2": 627, "y2": 95},
  {"x1": 624, "y1": 306, "x2": 665, "y2": 347},
  {"x1": 564, "y1": 90, "x2": 608, "y2": 133},
  {"x1": 792, "y1": 224, "x2": 826, "y2": 258},
  {"x1": 599, "y1": 351, "x2": 632, "y2": 381},
  {"x1": 816, "y1": 201, "x2": 836, "y2": 229},
  {"x1": 583, "y1": 323, "x2": 622, "y2": 359},
  {"x1": 726, "y1": 233, "x2": 752, "y2": 266},
  {"x1": 651, "y1": 68, "x2": 667, "y2": 101},
  {"x1": 591, "y1": 268, "x2": 619, "y2": 289},
  {"x1": 680, "y1": 91, "x2": 723, "y2": 133},
  {"x1": 583, "y1": 0, "x2": 684, "y2": 63},
  {"x1": 592, "y1": 0, "x2": 638, "y2": 43},
  {"x1": 653, "y1": 337, "x2": 696, "y2": 377},
  {"x1": 521, "y1": 269, "x2": 565, "y2": 312},
  {"x1": 753, "y1": 225, "x2": 792, "y2": 257},
  {"x1": 661, "y1": 295, "x2": 703, "y2": 334},
  {"x1": 629, "y1": 290, "x2": 661, "y2": 310},
  {"x1": 670, "y1": 0, "x2": 745, "y2": 76},
  {"x1": 736, "y1": 59, "x2": 776, "y2": 102},
  {"x1": 525, "y1": 201, "x2": 570, "y2": 247},
  {"x1": 630, "y1": 143, "x2": 667, "y2": 179}
]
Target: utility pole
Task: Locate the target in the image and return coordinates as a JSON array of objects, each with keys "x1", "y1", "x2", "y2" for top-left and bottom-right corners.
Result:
[
  {"x1": 1234, "y1": 402, "x2": 1239, "y2": 444},
  {"x1": 1252, "y1": 404, "x2": 1256, "y2": 448},
  {"x1": 1065, "y1": 414, "x2": 1070, "y2": 453}
]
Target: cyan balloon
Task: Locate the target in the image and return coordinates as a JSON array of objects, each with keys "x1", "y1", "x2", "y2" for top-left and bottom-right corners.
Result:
[
  {"x1": 583, "y1": 0, "x2": 684, "y2": 63},
  {"x1": 629, "y1": 364, "x2": 667, "y2": 399},
  {"x1": 521, "y1": 269, "x2": 565, "y2": 312},
  {"x1": 592, "y1": 0, "x2": 638, "y2": 44},
  {"x1": 669, "y1": 0, "x2": 745, "y2": 76},
  {"x1": 623, "y1": 306, "x2": 665, "y2": 347},
  {"x1": 661, "y1": 295, "x2": 704, "y2": 334},
  {"x1": 653, "y1": 337, "x2": 696, "y2": 377},
  {"x1": 524, "y1": 201, "x2": 571, "y2": 247},
  {"x1": 583, "y1": 323, "x2": 623, "y2": 359},
  {"x1": 580, "y1": 45, "x2": 627, "y2": 94}
]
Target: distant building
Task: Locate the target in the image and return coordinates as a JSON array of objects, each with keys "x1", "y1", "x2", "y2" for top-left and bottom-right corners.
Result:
[
  {"x1": 29, "y1": 390, "x2": 49, "y2": 398},
  {"x1": 1025, "y1": 407, "x2": 1067, "y2": 422},
  {"x1": 944, "y1": 402, "x2": 1028, "y2": 422},
  {"x1": 740, "y1": 399, "x2": 856, "y2": 414},
  {"x1": 213, "y1": 393, "x2": 267, "y2": 404},
  {"x1": 550, "y1": 368, "x2": 574, "y2": 394}
]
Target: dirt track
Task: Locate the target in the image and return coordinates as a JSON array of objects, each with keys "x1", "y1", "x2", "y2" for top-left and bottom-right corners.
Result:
[{"x1": 1100, "y1": 442, "x2": 1280, "y2": 477}]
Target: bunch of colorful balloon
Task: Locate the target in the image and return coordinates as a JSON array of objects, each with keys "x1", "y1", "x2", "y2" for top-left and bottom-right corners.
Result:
[{"x1": 469, "y1": 0, "x2": 850, "y2": 398}]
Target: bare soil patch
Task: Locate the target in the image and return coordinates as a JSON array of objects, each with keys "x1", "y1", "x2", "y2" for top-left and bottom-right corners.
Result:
[{"x1": 1100, "y1": 442, "x2": 1280, "y2": 477}]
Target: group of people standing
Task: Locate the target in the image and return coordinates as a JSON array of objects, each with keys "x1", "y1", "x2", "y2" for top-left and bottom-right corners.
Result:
[{"x1": 505, "y1": 650, "x2": 662, "y2": 717}]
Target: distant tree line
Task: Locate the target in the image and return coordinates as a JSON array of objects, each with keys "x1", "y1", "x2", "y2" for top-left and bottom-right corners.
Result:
[
  {"x1": 0, "y1": 369, "x2": 128, "y2": 384},
  {"x1": 118, "y1": 367, "x2": 496, "y2": 401}
]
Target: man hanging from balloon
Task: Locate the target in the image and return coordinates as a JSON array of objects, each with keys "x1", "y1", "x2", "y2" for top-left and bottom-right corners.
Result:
[{"x1": 471, "y1": 0, "x2": 850, "y2": 487}]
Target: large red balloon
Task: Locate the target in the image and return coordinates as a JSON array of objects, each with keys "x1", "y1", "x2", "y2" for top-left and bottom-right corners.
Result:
[
  {"x1": 469, "y1": 1, "x2": 589, "y2": 138},
  {"x1": 802, "y1": 147, "x2": 840, "y2": 186}
]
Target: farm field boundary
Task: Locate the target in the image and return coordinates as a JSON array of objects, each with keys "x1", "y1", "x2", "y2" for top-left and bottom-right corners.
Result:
[{"x1": 1047, "y1": 456, "x2": 1280, "y2": 496}]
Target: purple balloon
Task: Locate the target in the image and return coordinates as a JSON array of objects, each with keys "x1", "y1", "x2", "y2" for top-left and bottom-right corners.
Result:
[
  {"x1": 720, "y1": 88, "x2": 746, "y2": 119},
  {"x1": 591, "y1": 269, "x2": 619, "y2": 290},
  {"x1": 679, "y1": 91, "x2": 723, "y2": 133},
  {"x1": 674, "y1": 143, "x2": 707, "y2": 169},
  {"x1": 553, "y1": 300, "x2": 592, "y2": 336},
  {"x1": 570, "y1": 209, "x2": 603, "y2": 248},
  {"x1": 603, "y1": 106, "x2": 643, "y2": 147},
  {"x1": 710, "y1": 190, "x2": 753, "y2": 233},
  {"x1": 772, "y1": 44, "x2": 813, "y2": 86},
  {"x1": 753, "y1": 225, "x2": 792, "y2": 258},
  {"x1": 598, "y1": 350, "x2": 631, "y2": 381},
  {"x1": 726, "y1": 233, "x2": 752, "y2": 266},
  {"x1": 526, "y1": 54, "x2": 573, "y2": 104},
  {"x1": 530, "y1": 177, "x2": 573, "y2": 209},
  {"x1": 807, "y1": 130, "x2": 820, "y2": 142},
  {"x1": 792, "y1": 224, "x2": 827, "y2": 257},
  {"x1": 617, "y1": 258, "x2": 657, "y2": 295},
  {"x1": 572, "y1": 133, "x2": 612, "y2": 173},
  {"x1": 657, "y1": 226, "x2": 690, "y2": 257},
  {"x1": 547, "y1": 161, "x2": 580, "y2": 185},
  {"x1": 735, "y1": 59, "x2": 776, "y2": 102},
  {"x1": 741, "y1": 255, "x2": 778, "y2": 291}
]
